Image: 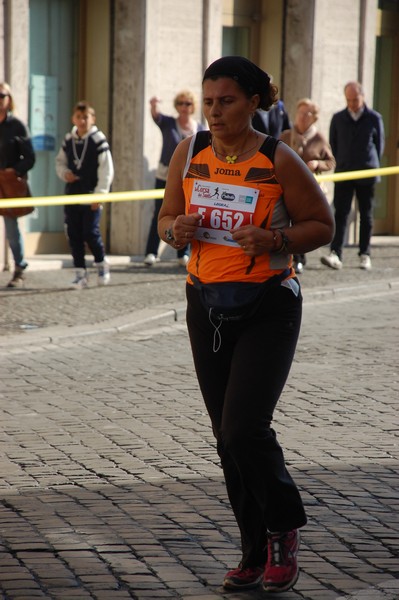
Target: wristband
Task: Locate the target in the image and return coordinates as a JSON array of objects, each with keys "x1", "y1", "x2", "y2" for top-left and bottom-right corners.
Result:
[
  {"x1": 270, "y1": 228, "x2": 291, "y2": 253},
  {"x1": 270, "y1": 229, "x2": 282, "y2": 252},
  {"x1": 276, "y1": 228, "x2": 290, "y2": 253}
]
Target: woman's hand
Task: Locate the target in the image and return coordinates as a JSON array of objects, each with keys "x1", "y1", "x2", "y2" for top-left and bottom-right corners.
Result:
[
  {"x1": 169, "y1": 212, "x2": 202, "y2": 247},
  {"x1": 231, "y1": 224, "x2": 274, "y2": 256},
  {"x1": 306, "y1": 159, "x2": 319, "y2": 172},
  {"x1": 149, "y1": 97, "x2": 161, "y2": 120}
]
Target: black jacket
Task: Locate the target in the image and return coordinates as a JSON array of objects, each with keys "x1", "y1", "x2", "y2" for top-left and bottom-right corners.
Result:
[
  {"x1": 252, "y1": 101, "x2": 291, "y2": 138},
  {"x1": 329, "y1": 105, "x2": 384, "y2": 184},
  {"x1": 0, "y1": 114, "x2": 36, "y2": 175}
]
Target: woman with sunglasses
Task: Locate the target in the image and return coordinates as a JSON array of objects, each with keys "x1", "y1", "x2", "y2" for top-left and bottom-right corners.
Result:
[
  {"x1": 143, "y1": 90, "x2": 205, "y2": 267},
  {"x1": 0, "y1": 82, "x2": 35, "y2": 287}
]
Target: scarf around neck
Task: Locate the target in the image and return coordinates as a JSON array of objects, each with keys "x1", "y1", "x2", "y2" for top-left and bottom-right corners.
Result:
[{"x1": 289, "y1": 124, "x2": 318, "y2": 157}]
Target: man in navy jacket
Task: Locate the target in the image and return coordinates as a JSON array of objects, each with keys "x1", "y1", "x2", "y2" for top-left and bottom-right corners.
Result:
[
  {"x1": 252, "y1": 99, "x2": 291, "y2": 138},
  {"x1": 321, "y1": 81, "x2": 384, "y2": 271}
]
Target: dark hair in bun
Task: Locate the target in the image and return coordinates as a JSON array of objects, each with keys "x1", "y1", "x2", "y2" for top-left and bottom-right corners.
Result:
[{"x1": 202, "y1": 56, "x2": 278, "y2": 110}]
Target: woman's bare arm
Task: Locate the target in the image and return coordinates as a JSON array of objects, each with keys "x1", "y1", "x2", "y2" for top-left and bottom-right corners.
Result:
[
  {"x1": 157, "y1": 138, "x2": 202, "y2": 248},
  {"x1": 273, "y1": 142, "x2": 335, "y2": 253}
]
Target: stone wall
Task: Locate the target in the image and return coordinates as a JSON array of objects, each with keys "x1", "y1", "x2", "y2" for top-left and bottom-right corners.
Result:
[
  {"x1": 283, "y1": 0, "x2": 378, "y2": 241},
  {"x1": 109, "y1": 0, "x2": 222, "y2": 255},
  {"x1": 284, "y1": 0, "x2": 378, "y2": 141},
  {"x1": 109, "y1": 0, "x2": 147, "y2": 255}
]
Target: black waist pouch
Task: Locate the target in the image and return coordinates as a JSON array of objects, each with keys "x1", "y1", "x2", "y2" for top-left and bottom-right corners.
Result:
[{"x1": 189, "y1": 269, "x2": 290, "y2": 321}]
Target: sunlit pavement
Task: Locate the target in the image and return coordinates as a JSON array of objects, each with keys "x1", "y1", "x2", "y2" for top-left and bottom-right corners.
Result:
[{"x1": 0, "y1": 239, "x2": 398, "y2": 599}]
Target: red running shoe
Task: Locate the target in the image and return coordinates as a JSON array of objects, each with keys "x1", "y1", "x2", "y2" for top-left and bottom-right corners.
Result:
[
  {"x1": 223, "y1": 565, "x2": 264, "y2": 590},
  {"x1": 263, "y1": 529, "x2": 300, "y2": 593}
]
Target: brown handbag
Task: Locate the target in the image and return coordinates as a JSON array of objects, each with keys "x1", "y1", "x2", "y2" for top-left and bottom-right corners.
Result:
[{"x1": 0, "y1": 169, "x2": 34, "y2": 217}]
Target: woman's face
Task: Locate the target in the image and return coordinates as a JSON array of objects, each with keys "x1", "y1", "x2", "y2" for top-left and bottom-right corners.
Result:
[
  {"x1": 175, "y1": 96, "x2": 194, "y2": 116},
  {"x1": 0, "y1": 86, "x2": 11, "y2": 115},
  {"x1": 202, "y1": 77, "x2": 258, "y2": 140},
  {"x1": 294, "y1": 104, "x2": 316, "y2": 133}
]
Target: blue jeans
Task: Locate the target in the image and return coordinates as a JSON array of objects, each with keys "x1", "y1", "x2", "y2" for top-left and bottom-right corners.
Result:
[
  {"x1": 3, "y1": 216, "x2": 27, "y2": 268},
  {"x1": 186, "y1": 280, "x2": 307, "y2": 568},
  {"x1": 145, "y1": 178, "x2": 189, "y2": 258}
]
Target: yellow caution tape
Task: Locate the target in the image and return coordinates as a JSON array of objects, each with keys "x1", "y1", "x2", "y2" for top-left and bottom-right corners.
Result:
[
  {"x1": 315, "y1": 165, "x2": 399, "y2": 184},
  {"x1": 0, "y1": 188, "x2": 165, "y2": 209},
  {"x1": 1, "y1": 165, "x2": 398, "y2": 209}
]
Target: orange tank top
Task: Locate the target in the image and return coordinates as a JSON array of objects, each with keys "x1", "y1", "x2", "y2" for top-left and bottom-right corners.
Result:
[{"x1": 183, "y1": 131, "x2": 293, "y2": 284}]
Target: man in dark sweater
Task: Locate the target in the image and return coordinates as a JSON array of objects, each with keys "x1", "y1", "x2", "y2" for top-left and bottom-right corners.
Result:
[{"x1": 321, "y1": 81, "x2": 385, "y2": 271}]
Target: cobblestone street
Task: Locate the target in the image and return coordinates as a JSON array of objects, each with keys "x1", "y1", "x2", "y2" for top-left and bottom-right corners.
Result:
[{"x1": 0, "y1": 241, "x2": 398, "y2": 599}]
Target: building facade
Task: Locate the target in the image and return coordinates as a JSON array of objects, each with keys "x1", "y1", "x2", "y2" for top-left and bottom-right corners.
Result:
[{"x1": 1, "y1": 0, "x2": 398, "y2": 267}]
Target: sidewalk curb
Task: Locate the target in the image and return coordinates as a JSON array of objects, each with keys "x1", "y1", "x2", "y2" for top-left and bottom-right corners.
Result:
[
  {"x1": 304, "y1": 279, "x2": 399, "y2": 302},
  {"x1": 1, "y1": 304, "x2": 187, "y2": 349},
  {"x1": 2, "y1": 279, "x2": 399, "y2": 349}
]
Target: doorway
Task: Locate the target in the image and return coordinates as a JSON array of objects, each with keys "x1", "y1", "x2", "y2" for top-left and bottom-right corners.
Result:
[
  {"x1": 26, "y1": 0, "x2": 112, "y2": 255},
  {"x1": 27, "y1": 0, "x2": 80, "y2": 254},
  {"x1": 373, "y1": 2, "x2": 399, "y2": 234}
]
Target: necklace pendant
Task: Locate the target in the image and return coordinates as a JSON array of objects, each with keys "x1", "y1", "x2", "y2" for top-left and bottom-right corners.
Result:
[{"x1": 226, "y1": 155, "x2": 238, "y2": 164}]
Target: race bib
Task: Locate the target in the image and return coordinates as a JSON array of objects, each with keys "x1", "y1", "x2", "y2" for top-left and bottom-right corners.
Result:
[{"x1": 189, "y1": 180, "x2": 259, "y2": 246}]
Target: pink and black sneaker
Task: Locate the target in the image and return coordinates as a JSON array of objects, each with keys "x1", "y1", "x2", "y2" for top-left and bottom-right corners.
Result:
[
  {"x1": 263, "y1": 529, "x2": 300, "y2": 593},
  {"x1": 223, "y1": 565, "x2": 264, "y2": 590}
]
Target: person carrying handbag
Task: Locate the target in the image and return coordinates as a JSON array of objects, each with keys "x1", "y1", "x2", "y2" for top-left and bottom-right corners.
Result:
[{"x1": 0, "y1": 82, "x2": 36, "y2": 288}]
